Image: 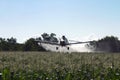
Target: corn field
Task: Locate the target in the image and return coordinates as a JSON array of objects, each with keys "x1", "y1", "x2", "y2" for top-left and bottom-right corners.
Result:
[{"x1": 0, "y1": 52, "x2": 120, "y2": 80}]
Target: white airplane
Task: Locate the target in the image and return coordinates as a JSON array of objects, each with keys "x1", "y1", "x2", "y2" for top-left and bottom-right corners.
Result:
[{"x1": 36, "y1": 34, "x2": 91, "y2": 52}]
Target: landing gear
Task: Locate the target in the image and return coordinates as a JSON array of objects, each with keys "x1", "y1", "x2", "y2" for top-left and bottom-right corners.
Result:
[
  {"x1": 56, "y1": 46, "x2": 70, "y2": 51},
  {"x1": 56, "y1": 47, "x2": 59, "y2": 50},
  {"x1": 67, "y1": 47, "x2": 69, "y2": 50}
]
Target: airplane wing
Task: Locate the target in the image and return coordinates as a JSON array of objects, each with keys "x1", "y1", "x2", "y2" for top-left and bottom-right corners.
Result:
[
  {"x1": 67, "y1": 41, "x2": 91, "y2": 45},
  {"x1": 37, "y1": 40, "x2": 60, "y2": 45}
]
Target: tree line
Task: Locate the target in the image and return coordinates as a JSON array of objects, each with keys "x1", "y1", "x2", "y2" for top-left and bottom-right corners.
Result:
[
  {"x1": 0, "y1": 34, "x2": 120, "y2": 52},
  {"x1": 89, "y1": 36, "x2": 120, "y2": 52},
  {"x1": 0, "y1": 37, "x2": 45, "y2": 51}
]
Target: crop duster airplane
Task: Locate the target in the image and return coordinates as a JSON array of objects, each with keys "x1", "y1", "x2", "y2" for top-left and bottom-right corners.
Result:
[{"x1": 36, "y1": 34, "x2": 91, "y2": 51}]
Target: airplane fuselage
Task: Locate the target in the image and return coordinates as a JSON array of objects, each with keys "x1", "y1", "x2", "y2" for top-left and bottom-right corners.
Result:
[{"x1": 60, "y1": 41, "x2": 68, "y2": 46}]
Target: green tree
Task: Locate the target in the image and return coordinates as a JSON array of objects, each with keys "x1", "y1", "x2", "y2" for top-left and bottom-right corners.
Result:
[
  {"x1": 89, "y1": 36, "x2": 120, "y2": 52},
  {"x1": 0, "y1": 38, "x2": 9, "y2": 51},
  {"x1": 23, "y1": 38, "x2": 45, "y2": 51},
  {"x1": 6, "y1": 37, "x2": 17, "y2": 51},
  {"x1": 41, "y1": 33, "x2": 50, "y2": 41}
]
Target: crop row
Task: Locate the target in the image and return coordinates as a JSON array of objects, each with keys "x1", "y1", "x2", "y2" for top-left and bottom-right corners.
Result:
[{"x1": 0, "y1": 52, "x2": 120, "y2": 80}]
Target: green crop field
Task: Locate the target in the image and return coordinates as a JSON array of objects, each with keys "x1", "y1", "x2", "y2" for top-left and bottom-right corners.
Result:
[{"x1": 0, "y1": 52, "x2": 120, "y2": 80}]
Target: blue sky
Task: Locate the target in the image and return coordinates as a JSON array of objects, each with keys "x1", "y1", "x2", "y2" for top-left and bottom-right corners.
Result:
[{"x1": 0, "y1": 0, "x2": 120, "y2": 43}]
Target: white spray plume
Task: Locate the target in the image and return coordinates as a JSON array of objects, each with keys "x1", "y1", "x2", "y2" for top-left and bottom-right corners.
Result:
[
  {"x1": 70, "y1": 44, "x2": 91, "y2": 52},
  {"x1": 40, "y1": 43, "x2": 74, "y2": 53},
  {"x1": 70, "y1": 34, "x2": 98, "y2": 52}
]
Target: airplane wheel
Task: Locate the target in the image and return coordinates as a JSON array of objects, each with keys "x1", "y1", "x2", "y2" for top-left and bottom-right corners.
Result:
[
  {"x1": 56, "y1": 47, "x2": 59, "y2": 50},
  {"x1": 67, "y1": 47, "x2": 69, "y2": 50}
]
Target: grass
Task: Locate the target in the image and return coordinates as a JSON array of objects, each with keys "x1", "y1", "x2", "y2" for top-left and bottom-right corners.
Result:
[{"x1": 0, "y1": 52, "x2": 120, "y2": 80}]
